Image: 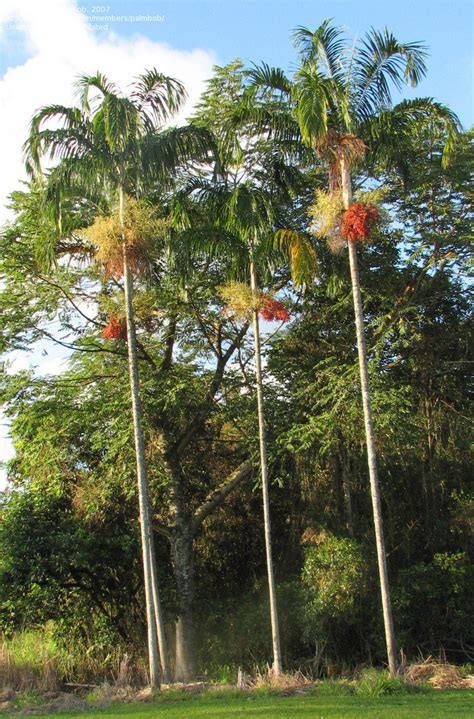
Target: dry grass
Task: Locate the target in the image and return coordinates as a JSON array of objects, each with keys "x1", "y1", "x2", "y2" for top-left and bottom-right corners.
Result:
[
  {"x1": 0, "y1": 640, "x2": 61, "y2": 693},
  {"x1": 248, "y1": 667, "x2": 312, "y2": 695},
  {"x1": 14, "y1": 693, "x2": 90, "y2": 716},
  {"x1": 405, "y1": 659, "x2": 473, "y2": 689}
]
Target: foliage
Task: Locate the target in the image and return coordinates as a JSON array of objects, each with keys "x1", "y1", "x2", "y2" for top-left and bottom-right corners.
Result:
[
  {"x1": 0, "y1": 38, "x2": 472, "y2": 682},
  {"x1": 301, "y1": 531, "x2": 368, "y2": 625},
  {"x1": 395, "y1": 553, "x2": 474, "y2": 655},
  {"x1": 273, "y1": 229, "x2": 318, "y2": 288}
]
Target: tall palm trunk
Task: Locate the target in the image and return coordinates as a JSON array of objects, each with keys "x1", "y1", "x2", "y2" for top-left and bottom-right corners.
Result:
[
  {"x1": 249, "y1": 257, "x2": 282, "y2": 676},
  {"x1": 339, "y1": 158, "x2": 398, "y2": 677},
  {"x1": 119, "y1": 188, "x2": 170, "y2": 687}
]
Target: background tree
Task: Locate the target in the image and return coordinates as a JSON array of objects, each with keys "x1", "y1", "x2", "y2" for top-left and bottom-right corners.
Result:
[{"x1": 187, "y1": 62, "x2": 318, "y2": 674}]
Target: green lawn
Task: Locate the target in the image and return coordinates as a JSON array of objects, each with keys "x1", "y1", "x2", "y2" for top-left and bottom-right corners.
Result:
[{"x1": 32, "y1": 690, "x2": 474, "y2": 719}]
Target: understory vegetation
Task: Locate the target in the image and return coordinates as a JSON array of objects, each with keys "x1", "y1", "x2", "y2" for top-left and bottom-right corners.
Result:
[{"x1": 0, "y1": 20, "x2": 472, "y2": 689}]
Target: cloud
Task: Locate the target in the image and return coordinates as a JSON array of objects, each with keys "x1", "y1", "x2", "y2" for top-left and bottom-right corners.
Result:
[{"x1": 0, "y1": 0, "x2": 216, "y2": 223}]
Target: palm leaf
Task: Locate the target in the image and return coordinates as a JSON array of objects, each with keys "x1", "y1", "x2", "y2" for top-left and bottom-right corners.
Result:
[
  {"x1": 75, "y1": 72, "x2": 117, "y2": 112},
  {"x1": 293, "y1": 67, "x2": 331, "y2": 146},
  {"x1": 362, "y1": 97, "x2": 461, "y2": 173},
  {"x1": 293, "y1": 21, "x2": 347, "y2": 85},
  {"x1": 353, "y1": 28, "x2": 428, "y2": 122},
  {"x1": 245, "y1": 63, "x2": 292, "y2": 95},
  {"x1": 141, "y1": 125, "x2": 215, "y2": 186},
  {"x1": 274, "y1": 228, "x2": 318, "y2": 287},
  {"x1": 130, "y1": 68, "x2": 187, "y2": 124}
]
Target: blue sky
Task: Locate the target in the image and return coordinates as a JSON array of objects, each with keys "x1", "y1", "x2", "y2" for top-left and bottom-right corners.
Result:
[
  {"x1": 1, "y1": 1, "x2": 472, "y2": 126},
  {"x1": 83, "y1": 0, "x2": 473, "y2": 127}
]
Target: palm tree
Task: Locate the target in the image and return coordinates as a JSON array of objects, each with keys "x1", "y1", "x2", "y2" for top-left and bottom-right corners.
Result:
[
  {"x1": 250, "y1": 21, "x2": 460, "y2": 675},
  {"x1": 178, "y1": 174, "x2": 316, "y2": 675},
  {"x1": 183, "y1": 65, "x2": 318, "y2": 674},
  {"x1": 24, "y1": 70, "x2": 211, "y2": 687}
]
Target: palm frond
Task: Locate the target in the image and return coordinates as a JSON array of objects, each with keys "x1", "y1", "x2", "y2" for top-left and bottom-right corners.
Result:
[
  {"x1": 141, "y1": 125, "x2": 215, "y2": 185},
  {"x1": 45, "y1": 154, "x2": 117, "y2": 202},
  {"x1": 353, "y1": 28, "x2": 428, "y2": 122},
  {"x1": 293, "y1": 67, "x2": 331, "y2": 146},
  {"x1": 100, "y1": 94, "x2": 140, "y2": 152},
  {"x1": 293, "y1": 20, "x2": 347, "y2": 85},
  {"x1": 274, "y1": 228, "x2": 318, "y2": 287},
  {"x1": 224, "y1": 185, "x2": 274, "y2": 240},
  {"x1": 24, "y1": 105, "x2": 86, "y2": 175},
  {"x1": 362, "y1": 97, "x2": 461, "y2": 172},
  {"x1": 75, "y1": 72, "x2": 117, "y2": 112},
  {"x1": 245, "y1": 63, "x2": 292, "y2": 95},
  {"x1": 131, "y1": 68, "x2": 187, "y2": 124}
]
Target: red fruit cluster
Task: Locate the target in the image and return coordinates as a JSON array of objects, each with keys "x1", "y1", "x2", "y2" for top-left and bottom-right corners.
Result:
[
  {"x1": 104, "y1": 247, "x2": 144, "y2": 280},
  {"x1": 259, "y1": 298, "x2": 290, "y2": 322},
  {"x1": 341, "y1": 203, "x2": 378, "y2": 242},
  {"x1": 102, "y1": 315, "x2": 127, "y2": 340}
]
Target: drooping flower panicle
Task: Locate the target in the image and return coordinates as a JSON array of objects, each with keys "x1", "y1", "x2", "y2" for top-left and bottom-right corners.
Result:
[{"x1": 218, "y1": 282, "x2": 290, "y2": 322}]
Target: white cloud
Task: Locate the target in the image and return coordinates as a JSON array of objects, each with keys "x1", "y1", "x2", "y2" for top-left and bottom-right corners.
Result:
[{"x1": 0, "y1": 0, "x2": 216, "y2": 223}]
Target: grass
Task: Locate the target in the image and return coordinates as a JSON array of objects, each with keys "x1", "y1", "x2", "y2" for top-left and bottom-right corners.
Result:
[{"x1": 16, "y1": 688, "x2": 474, "y2": 719}]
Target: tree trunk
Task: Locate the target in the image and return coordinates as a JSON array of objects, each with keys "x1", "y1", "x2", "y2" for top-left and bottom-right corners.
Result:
[
  {"x1": 250, "y1": 257, "x2": 282, "y2": 676},
  {"x1": 339, "y1": 159, "x2": 398, "y2": 676},
  {"x1": 171, "y1": 529, "x2": 197, "y2": 682},
  {"x1": 119, "y1": 187, "x2": 169, "y2": 687},
  {"x1": 340, "y1": 447, "x2": 354, "y2": 537},
  {"x1": 149, "y1": 548, "x2": 171, "y2": 684}
]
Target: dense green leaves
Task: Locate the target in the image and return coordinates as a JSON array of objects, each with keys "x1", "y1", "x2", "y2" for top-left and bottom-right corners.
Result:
[{"x1": 0, "y1": 29, "x2": 472, "y2": 677}]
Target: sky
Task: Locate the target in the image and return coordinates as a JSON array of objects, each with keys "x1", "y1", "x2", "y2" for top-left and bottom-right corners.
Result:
[{"x1": 0, "y1": 0, "x2": 472, "y2": 485}]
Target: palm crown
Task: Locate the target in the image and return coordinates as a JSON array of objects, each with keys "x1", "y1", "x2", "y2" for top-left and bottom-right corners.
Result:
[
  {"x1": 25, "y1": 69, "x2": 212, "y2": 204},
  {"x1": 248, "y1": 20, "x2": 460, "y2": 178}
]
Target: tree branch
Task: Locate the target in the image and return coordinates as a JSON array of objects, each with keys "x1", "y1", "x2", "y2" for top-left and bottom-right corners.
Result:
[
  {"x1": 34, "y1": 273, "x2": 102, "y2": 327},
  {"x1": 152, "y1": 518, "x2": 172, "y2": 540},
  {"x1": 191, "y1": 460, "x2": 253, "y2": 534}
]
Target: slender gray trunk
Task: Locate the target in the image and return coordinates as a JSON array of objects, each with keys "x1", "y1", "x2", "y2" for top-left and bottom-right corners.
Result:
[
  {"x1": 149, "y1": 546, "x2": 171, "y2": 684},
  {"x1": 339, "y1": 159, "x2": 398, "y2": 676},
  {"x1": 250, "y1": 257, "x2": 282, "y2": 676},
  {"x1": 119, "y1": 188, "x2": 169, "y2": 687}
]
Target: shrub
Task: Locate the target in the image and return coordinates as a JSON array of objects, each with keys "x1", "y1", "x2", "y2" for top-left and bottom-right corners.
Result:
[{"x1": 395, "y1": 552, "x2": 474, "y2": 659}]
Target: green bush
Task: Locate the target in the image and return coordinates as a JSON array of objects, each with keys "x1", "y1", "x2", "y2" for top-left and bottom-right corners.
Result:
[
  {"x1": 302, "y1": 533, "x2": 369, "y2": 620},
  {"x1": 354, "y1": 668, "x2": 415, "y2": 697},
  {"x1": 395, "y1": 552, "x2": 474, "y2": 658}
]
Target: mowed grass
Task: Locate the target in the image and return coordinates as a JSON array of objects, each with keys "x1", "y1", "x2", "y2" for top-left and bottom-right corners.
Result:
[{"x1": 33, "y1": 689, "x2": 474, "y2": 719}]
